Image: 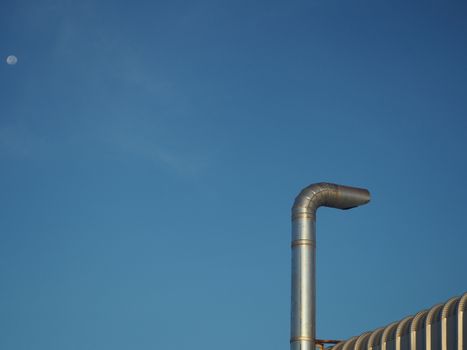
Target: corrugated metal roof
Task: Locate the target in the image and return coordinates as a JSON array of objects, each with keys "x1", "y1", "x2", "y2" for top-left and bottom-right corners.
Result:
[{"x1": 332, "y1": 292, "x2": 467, "y2": 350}]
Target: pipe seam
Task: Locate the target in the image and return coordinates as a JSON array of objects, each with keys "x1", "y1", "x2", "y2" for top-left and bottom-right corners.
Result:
[
  {"x1": 291, "y1": 239, "x2": 316, "y2": 248},
  {"x1": 290, "y1": 336, "x2": 314, "y2": 343}
]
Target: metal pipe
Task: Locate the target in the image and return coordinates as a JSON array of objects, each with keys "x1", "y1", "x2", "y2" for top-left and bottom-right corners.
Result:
[{"x1": 291, "y1": 182, "x2": 370, "y2": 350}]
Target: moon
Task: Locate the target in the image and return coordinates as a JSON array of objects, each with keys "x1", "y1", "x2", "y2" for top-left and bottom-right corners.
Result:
[{"x1": 6, "y1": 55, "x2": 18, "y2": 65}]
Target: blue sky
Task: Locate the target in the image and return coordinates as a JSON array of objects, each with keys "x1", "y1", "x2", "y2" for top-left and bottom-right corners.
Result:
[{"x1": 1, "y1": 1, "x2": 467, "y2": 349}]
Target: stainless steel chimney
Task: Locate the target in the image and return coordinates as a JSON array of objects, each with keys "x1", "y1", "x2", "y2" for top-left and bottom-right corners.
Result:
[{"x1": 291, "y1": 183, "x2": 370, "y2": 350}]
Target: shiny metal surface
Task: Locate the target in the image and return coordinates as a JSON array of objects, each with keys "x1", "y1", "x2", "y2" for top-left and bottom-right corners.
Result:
[
  {"x1": 342, "y1": 336, "x2": 358, "y2": 350},
  {"x1": 395, "y1": 316, "x2": 413, "y2": 350},
  {"x1": 369, "y1": 327, "x2": 385, "y2": 350},
  {"x1": 332, "y1": 342, "x2": 345, "y2": 350},
  {"x1": 332, "y1": 293, "x2": 467, "y2": 350},
  {"x1": 411, "y1": 310, "x2": 428, "y2": 350},
  {"x1": 459, "y1": 294, "x2": 467, "y2": 350},
  {"x1": 290, "y1": 182, "x2": 370, "y2": 350},
  {"x1": 381, "y1": 322, "x2": 399, "y2": 350},
  {"x1": 354, "y1": 332, "x2": 372, "y2": 350},
  {"x1": 442, "y1": 297, "x2": 459, "y2": 350},
  {"x1": 426, "y1": 303, "x2": 443, "y2": 350}
]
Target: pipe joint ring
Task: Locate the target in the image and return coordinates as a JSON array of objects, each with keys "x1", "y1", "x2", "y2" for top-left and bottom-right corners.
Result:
[
  {"x1": 290, "y1": 336, "x2": 314, "y2": 343},
  {"x1": 291, "y1": 239, "x2": 316, "y2": 248},
  {"x1": 292, "y1": 213, "x2": 316, "y2": 221}
]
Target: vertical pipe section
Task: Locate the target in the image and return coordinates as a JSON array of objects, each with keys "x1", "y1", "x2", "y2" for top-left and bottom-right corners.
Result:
[{"x1": 291, "y1": 183, "x2": 370, "y2": 350}]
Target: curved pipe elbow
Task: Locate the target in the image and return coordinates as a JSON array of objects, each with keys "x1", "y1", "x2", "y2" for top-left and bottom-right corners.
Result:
[{"x1": 292, "y1": 182, "x2": 370, "y2": 220}]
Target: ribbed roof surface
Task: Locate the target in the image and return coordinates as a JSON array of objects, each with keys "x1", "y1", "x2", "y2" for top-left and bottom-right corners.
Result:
[{"x1": 331, "y1": 292, "x2": 467, "y2": 350}]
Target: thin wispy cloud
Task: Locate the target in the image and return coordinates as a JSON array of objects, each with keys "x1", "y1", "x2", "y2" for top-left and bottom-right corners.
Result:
[
  {"x1": 101, "y1": 124, "x2": 210, "y2": 178},
  {"x1": 3, "y1": 0, "x2": 215, "y2": 177},
  {"x1": 0, "y1": 125, "x2": 38, "y2": 158}
]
